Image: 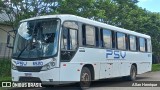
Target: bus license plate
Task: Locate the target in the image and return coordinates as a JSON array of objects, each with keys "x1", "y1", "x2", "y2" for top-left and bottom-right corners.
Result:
[{"x1": 24, "y1": 73, "x2": 32, "y2": 77}]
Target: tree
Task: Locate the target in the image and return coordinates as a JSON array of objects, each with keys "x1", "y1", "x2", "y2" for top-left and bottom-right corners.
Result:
[
  {"x1": 0, "y1": 0, "x2": 160, "y2": 57},
  {"x1": 0, "y1": 0, "x2": 59, "y2": 28},
  {"x1": 56, "y1": 0, "x2": 106, "y2": 20}
]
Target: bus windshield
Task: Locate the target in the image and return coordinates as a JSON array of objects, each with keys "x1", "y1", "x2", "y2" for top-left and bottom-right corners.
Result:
[{"x1": 12, "y1": 19, "x2": 60, "y2": 60}]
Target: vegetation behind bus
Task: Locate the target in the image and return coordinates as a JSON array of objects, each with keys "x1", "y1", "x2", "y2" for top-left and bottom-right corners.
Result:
[
  {"x1": 0, "y1": 58, "x2": 11, "y2": 81},
  {"x1": 152, "y1": 64, "x2": 160, "y2": 72},
  {"x1": 0, "y1": 0, "x2": 160, "y2": 62}
]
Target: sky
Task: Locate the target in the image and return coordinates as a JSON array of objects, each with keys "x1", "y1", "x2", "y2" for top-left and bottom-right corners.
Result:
[{"x1": 137, "y1": 0, "x2": 160, "y2": 12}]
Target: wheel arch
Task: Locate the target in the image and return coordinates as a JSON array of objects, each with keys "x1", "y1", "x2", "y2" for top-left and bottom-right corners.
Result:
[{"x1": 82, "y1": 64, "x2": 95, "y2": 80}]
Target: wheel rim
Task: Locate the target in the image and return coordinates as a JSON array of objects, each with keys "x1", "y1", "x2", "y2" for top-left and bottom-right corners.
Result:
[{"x1": 81, "y1": 72, "x2": 90, "y2": 85}]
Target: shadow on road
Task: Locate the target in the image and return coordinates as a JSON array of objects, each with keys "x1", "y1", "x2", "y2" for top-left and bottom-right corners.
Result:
[{"x1": 136, "y1": 76, "x2": 151, "y2": 80}]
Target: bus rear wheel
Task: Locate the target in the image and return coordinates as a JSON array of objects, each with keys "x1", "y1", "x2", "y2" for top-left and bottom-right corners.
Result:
[
  {"x1": 128, "y1": 65, "x2": 137, "y2": 81},
  {"x1": 80, "y1": 67, "x2": 91, "y2": 89}
]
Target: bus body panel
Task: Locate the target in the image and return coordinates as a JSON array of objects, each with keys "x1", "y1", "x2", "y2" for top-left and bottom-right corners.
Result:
[
  {"x1": 59, "y1": 62, "x2": 82, "y2": 84},
  {"x1": 68, "y1": 47, "x2": 152, "y2": 80}
]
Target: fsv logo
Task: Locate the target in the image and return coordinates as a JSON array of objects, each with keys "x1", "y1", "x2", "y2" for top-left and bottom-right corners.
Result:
[{"x1": 106, "y1": 50, "x2": 126, "y2": 59}]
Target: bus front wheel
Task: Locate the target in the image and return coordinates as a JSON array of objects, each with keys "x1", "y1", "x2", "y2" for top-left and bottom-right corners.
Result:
[
  {"x1": 128, "y1": 65, "x2": 137, "y2": 81},
  {"x1": 80, "y1": 67, "x2": 91, "y2": 89}
]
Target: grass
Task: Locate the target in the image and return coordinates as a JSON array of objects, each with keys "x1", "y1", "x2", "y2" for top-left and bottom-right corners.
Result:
[
  {"x1": 0, "y1": 77, "x2": 11, "y2": 81},
  {"x1": 0, "y1": 58, "x2": 11, "y2": 81},
  {"x1": 0, "y1": 59, "x2": 11, "y2": 89},
  {"x1": 152, "y1": 64, "x2": 160, "y2": 71},
  {"x1": 0, "y1": 87, "x2": 11, "y2": 90}
]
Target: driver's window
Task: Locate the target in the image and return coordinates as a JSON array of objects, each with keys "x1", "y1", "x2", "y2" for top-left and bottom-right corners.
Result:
[{"x1": 61, "y1": 28, "x2": 78, "y2": 50}]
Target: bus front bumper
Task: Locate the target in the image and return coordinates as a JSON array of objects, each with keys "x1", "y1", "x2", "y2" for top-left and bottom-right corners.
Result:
[{"x1": 11, "y1": 68, "x2": 60, "y2": 85}]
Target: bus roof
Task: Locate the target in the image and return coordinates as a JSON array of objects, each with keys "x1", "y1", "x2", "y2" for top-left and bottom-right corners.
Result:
[{"x1": 21, "y1": 14, "x2": 151, "y2": 39}]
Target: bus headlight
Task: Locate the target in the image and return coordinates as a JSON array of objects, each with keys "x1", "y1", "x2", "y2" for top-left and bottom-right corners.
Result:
[
  {"x1": 41, "y1": 60, "x2": 55, "y2": 71},
  {"x1": 11, "y1": 63, "x2": 17, "y2": 70}
]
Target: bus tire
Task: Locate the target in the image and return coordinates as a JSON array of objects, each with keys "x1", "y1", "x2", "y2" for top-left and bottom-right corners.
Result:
[
  {"x1": 80, "y1": 67, "x2": 91, "y2": 89},
  {"x1": 128, "y1": 65, "x2": 137, "y2": 81}
]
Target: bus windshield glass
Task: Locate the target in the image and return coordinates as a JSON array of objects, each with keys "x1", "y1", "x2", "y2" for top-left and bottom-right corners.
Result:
[{"x1": 13, "y1": 19, "x2": 60, "y2": 60}]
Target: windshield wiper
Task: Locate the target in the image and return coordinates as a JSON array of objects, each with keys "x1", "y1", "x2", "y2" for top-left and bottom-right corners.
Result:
[{"x1": 17, "y1": 42, "x2": 30, "y2": 58}]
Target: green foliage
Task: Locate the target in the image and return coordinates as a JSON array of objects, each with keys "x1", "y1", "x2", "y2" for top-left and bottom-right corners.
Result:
[
  {"x1": 0, "y1": 0, "x2": 160, "y2": 56},
  {"x1": 152, "y1": 64, "x2": 160, "y2": 71},
  {"x1": 0, "y1": 87, "x2": 12, "y2": 90},
  {"x1": 0, "y1": 59, "x2": 11, "y2": 81},
  {"x1": 0, "y1": 0, "x2": 59, "y2": 28}
]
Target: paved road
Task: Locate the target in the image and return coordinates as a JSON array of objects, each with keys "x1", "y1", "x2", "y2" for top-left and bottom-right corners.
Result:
[{"x1": 8, "y1": 71, "x2": 160, "y2": 90}]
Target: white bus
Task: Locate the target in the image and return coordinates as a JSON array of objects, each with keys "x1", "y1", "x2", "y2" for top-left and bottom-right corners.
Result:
[{"x1": 8, "y1": 14, "x2": 152, "y2": 87}]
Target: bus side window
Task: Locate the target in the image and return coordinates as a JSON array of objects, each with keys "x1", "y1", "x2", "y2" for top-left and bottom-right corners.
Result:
[
  {"x1": 139, "y1": 38, "x2": 146, "y2": 52},
  {"x1": 82, "y1": 25, "x2": 95, "y2": 47},
  {"x1": 147, "y1": 39, "x2": 152, "y2": 52},
  {"x1": 100, "y1": 29, "x2": 112, "y2": 49},
  {"x1": 61, "y1": 28, "x2": 78, "y2": 50},
  {"x1": 69, "y1": 29, "x2": 78, "y2": 50},
  {"x1": 129, "y1": 35, "x2": 136, "y2": 51},
  {"x1": 61, "y1": 28, "x2": 69, "y2": 50},
  {"x1": 116, "y1": 32, "x2": 126, "y2": 50}
]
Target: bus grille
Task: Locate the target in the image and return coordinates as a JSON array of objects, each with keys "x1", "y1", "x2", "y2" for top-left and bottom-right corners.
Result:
[
  {"x1": 19, "y1": 77, "x2": 41, "y2": 82},
  {"x1": 17, "y1": 66, "x2": 42, "y2": 72}
]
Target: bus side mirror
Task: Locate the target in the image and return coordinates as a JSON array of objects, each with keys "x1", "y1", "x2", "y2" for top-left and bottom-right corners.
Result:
[
  {"x1": 7, "y1": 33, "x2": 13, "y2": 49},
  {"x1": 6, "y1": 30, "x2": 16, "y2": 49}
]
